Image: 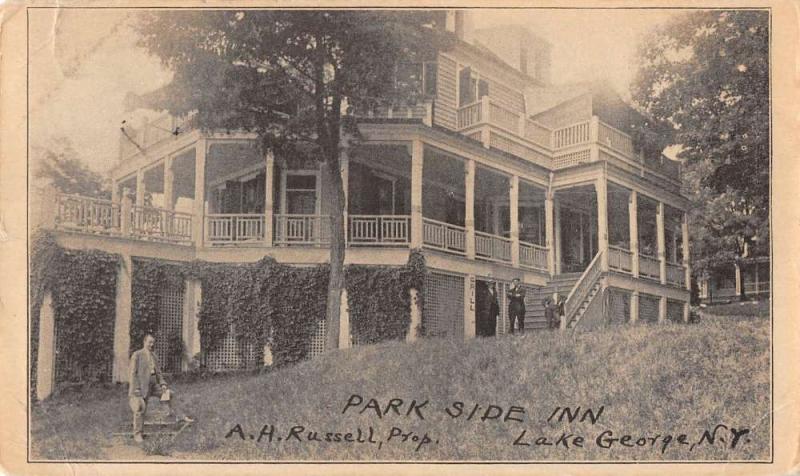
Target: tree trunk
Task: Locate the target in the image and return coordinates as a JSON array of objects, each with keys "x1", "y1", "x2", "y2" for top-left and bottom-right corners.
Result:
[
  {"x1": 323, "y1": 146, "x2": 346, "y2": 352},
  {"x1": 738, "y1": 262, "x2": 748, "y2": 302}
]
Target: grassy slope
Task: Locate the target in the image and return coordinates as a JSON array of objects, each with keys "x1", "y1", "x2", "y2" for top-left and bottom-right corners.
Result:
[{"x1": 31, "y1": 313, "x2": 770, "y2": 461}]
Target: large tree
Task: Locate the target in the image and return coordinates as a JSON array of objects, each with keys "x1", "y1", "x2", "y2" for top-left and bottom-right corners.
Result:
[
  {"x1": 632, "y1": 10, "x2": 769, "y2": 298},
  {"x1": 33, "y1": 140, "x2": 109, "y2": 199},
  {"x1": 136, "y1": 11, "x2": 448, "y2": 349}
]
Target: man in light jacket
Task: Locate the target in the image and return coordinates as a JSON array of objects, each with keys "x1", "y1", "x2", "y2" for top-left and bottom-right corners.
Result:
[{"x1": 128, "y1": 334, "x2": 192, "y2": 442}]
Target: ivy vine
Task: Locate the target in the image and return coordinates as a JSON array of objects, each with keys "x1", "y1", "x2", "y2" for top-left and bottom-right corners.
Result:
[{"x1": 29, "y1": 231, "x2": 119, "y2": 399}]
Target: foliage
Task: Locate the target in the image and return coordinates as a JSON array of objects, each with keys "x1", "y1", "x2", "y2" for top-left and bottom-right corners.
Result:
[
  {"x1": 130, "y1": 258, "x2": 186, "y2": 355},
  {"x1": 29, "y1": 231, "x2": 119, "y2": 400},
  {"x1": 33, "y1": 140, "x2": 110, "y2": 198},
  {"x1": 136, "y1": 10, "x2": 450, "y2": 350},
  {"x1": 632, "y1": 11, "x2": 769, "y2": 275},
  {"x1": 346, "y1": 250, "x2": 426, "y2": 345},
  {"x1": 191, "y1": 257, "x2": 325, "y2": 368}
]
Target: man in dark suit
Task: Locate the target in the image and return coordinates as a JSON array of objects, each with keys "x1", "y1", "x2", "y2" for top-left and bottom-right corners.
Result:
[
  {"x1": 507, "y1": 278, "x2": 527, "y2": 335},
  {"x1": 128, "y1": 334, "x2": 192, "y2": 442},
  {"x1": 479, "y1": 281, "x2": 500, "y2": 337}
]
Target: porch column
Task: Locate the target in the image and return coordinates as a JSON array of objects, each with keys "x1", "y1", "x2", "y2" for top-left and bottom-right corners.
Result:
[
  {"x1": 264, "y1": 150, "x2": 275, "y2": 247},
  {"x1": 182, "y1": 279, "x2": 202, "y2": 370},
  {"x1": 407, "y1": 288, "x2": 421, "y2": 343},
  {"x1": 36, "y1": 292, "x2": 56, "y2": 400},
  {"x1": 682, "y1": 211, "x2": 691, "y2": 291},
  {"x1": 629, "y1": 190, "x2": 639, "y2": 277},
  {"x1": 465, "y1": 159, "x2": 476, "y2": 259},
  {"x1": 112, "y1": 255, "x2": 133, "y2": 383},
  {"x1": 658, "y1": 295, "x2": 667, "y2": 323},
  {"x1": 464, "y1": 274, "x2": 476, "y2": 339},
  {"x1": 589, "y1": 115, "x2": 600, "y2": 162},
  {"x1": 410, "y1": 140, "x2": 424, "y2": 248},
  {"x1": 545, "y1": 193, "x2": 555, "y2": 277},
  {"x1": 630, "y1": 290, "x2": 639, "y2": 323},
  {"x1": 735, "y1": 262, "x2": 742, "y2": 296},
  {"x1": 163, "y1": 156, "x2": 174, "y2": 211},
  {"x1": 135, "y1": 168, "x2": 145, "y2": 207},
  {"x1": 683, "y1": 302, "x2": 690, "y2": 323},
  {"x1": 657, "y1": 202, "x2": 666, "y2": 285},
  {"x1": 554, "y1": 200, "x2": 562, "y2": 274},
  {"x1": 193, "y1": 138, "x2": 207, "y2": 247},
  {"x1": 510, "y1": 175, "x2": 520, "y2": 266},
  {"x1": 595, "y1": 177, "x2": 609, "y2": 271},
  {"x1": 111, "y1": 179, "x2": 119, "y2": 204}
]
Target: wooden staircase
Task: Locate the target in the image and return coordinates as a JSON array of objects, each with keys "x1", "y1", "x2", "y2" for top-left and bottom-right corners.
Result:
[{"x1": 523, "y1": 252, "x2": 606, "y2": 331}]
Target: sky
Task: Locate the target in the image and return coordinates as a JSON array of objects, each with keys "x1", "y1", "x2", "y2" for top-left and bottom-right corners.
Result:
[{"x1": 29, "y1": 8, "x2": 681, "y2": 175}]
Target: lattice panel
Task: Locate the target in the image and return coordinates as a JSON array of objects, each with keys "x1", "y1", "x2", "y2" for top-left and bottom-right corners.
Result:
[
  {"x1": 667, "y1": 299, "x2": 684, "y2": 323},
  {"x1": 156, "y1": 282, "x2": 184, "y2": 373},
  {"x1": 423, "y1": 272, "x2": 464, "y2": 339},
  {"x1": 638, "y1": 293, "x2": 660, "y2": 323},
  {"x1": 608, "y1": 289, "x2": 631, "y2": 324},
  {"x1": 309, "y1": 320, "x2": 327, "y2": 358},
  {"x1": 553, "y1": 149, "x2": 591, "y2": 169},
  {"x1": 496, "y1": 281, "x2": 510, "y2": 335},
  {"x1": 205, "y1": 323, "x2": 260, "y2": 371}
]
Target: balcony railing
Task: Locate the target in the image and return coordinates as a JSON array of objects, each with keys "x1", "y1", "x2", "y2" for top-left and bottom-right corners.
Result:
[
  {"x1": 744, "y1": 281, "x2": 770, "y2": 294},
  {"x1": 206, "y1": 214, "x2": 265, "y2": 245},
  {"x1": 54, "y1": 193, "x2": 120, "y2": 235},
  {"x1": 274, "y1": 214, "x2": 331, "y2": 246},
  {"x1": 666, "y1": 262, "x2": 685, "y2": 287},
  {"x1": 348, "y1": 215, "x2": 410, "y2": 246},
  {"x1": 608, "y1": 245, "x2": 633, "y2": 274},
  {"x1": 422, "y1": 217, "x2": 466, "y2": 255},
  {"x1": 131, "y1": 206, "x2": 193, "y2": 243},
  {"x1": 597, "y1": 121, "x2": 634, "y2": 157},
  {"x1": 552, "y1": 121, "x2": 591, "y2": 150},
  {"x1": 639, "y1": 254, "x2": 661, "y2": 281},
  {"x1": 475, "y1": 231, "x2": 512, "y2": 263},
  {"x1": 519, "y1": 241, "x2": 548, "y2": 271},
  {"x1": 456, "y1": 98, "x2": 552, "y2": 150}
]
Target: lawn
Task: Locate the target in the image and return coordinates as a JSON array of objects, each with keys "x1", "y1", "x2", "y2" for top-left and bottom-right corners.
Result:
[{"x1": 30, "y1": 311, "x2": 770, "y2": 462}]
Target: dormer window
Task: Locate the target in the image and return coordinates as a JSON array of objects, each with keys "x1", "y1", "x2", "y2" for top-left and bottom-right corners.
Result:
[
  {"x1": 458, "y1": 67, "x2": 489, "y2": 106},
  {"x1": 395, "y1": 61, "x2": 438, "y2": 99}
]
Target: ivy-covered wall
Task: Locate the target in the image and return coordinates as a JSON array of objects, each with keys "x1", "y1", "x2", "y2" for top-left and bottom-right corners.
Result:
[
  {"x1": 346, "y1": 250, "x2": 425, "y2": 345},
  {"x1": 30, "y1": 230, "x2": 428, "y2": 399},
  {"x1": 29, "y1": 232, "x2": 119, "y2": 400}
]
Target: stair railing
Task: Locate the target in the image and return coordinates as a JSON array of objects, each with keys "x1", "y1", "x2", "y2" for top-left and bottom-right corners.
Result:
[{"x1": 563, "y1": 251, "x2": 604, "y2": 327}]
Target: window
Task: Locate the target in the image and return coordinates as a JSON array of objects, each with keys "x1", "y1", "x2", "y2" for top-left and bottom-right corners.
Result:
[
  {"x1": 396, "y1": 62, "x2": 438, "y2": 98},
  {"x1": 284, "y1": 172, "x2": 318, "y2": 215},
  {"x1": 423, "y1": 62, "x2": 438, "y2": 97},
  {"x1": 458, "y1": 67, "x2": 489, "y2": 106}
]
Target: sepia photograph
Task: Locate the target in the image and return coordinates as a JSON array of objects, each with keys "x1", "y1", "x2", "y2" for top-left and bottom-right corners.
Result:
[{"x1": 13, "y1": 3, "x2": 782, "y2": 467}]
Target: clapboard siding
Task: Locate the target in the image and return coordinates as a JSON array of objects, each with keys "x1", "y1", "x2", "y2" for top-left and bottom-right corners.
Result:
[
  {"x1": 434, "y1": 54, "x2": 458, "y2": 131},
  {"x1": 484, "y1": 77, "x2": 525, "y2": 114}
]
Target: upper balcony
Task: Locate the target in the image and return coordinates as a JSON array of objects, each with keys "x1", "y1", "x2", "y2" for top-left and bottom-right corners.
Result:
[{"x1": 354, "y1": 95, "x2": 682, "y2": 190}]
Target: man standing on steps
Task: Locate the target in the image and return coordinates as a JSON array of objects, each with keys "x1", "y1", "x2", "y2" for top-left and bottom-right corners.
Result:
[
  {"x1": 128, "y1": 334, "x2": 193, "y2": 443},
  {"x1": 507, "y1": 278, "x2": 526, "y2": 335}
]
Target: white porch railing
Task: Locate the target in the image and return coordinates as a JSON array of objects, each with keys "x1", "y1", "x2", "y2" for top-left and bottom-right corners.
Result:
[
  {"x1": 597, "y1": 121, "x2": 634, "y2": 156},
  {"x1": 457, "y1": 101, "x2": 483, "y2": 129},
  {"x1": 639, "y1": 254, "x2": 661, "y2": 281},
  {"x1": 666, "y1": 262, "x2": 685, "y2": 287},
  {"x1": 206, "y1": 214, "x2": 265, "y2": 245},
  {"x1": 519, "y1": 241, "x2": 548, "y2": 271},
  {"x1": 608, "y1": 245, "x2": 633, "y2": 274},
  {"x1": 475, "y1": 231, "x2": 512, "y2": 263},
  {"x1": 55, "y1": 193, "x2": 120, "y2": 234},
  {"x1": 348, "y1": 215, "x2": 410, "y2": 246},
  {"x1": 552, "y1": 121, "x2": 591, "y2": 149},
  {"x1": 422, "y1": 217, "x2": 466, "y2": 255},
  {"x1": 273, "y1": 214, "x2": 331, "y2": 246},
  {"x1": 131, "y1": 206, "x2": 193, "y2": 243}
]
